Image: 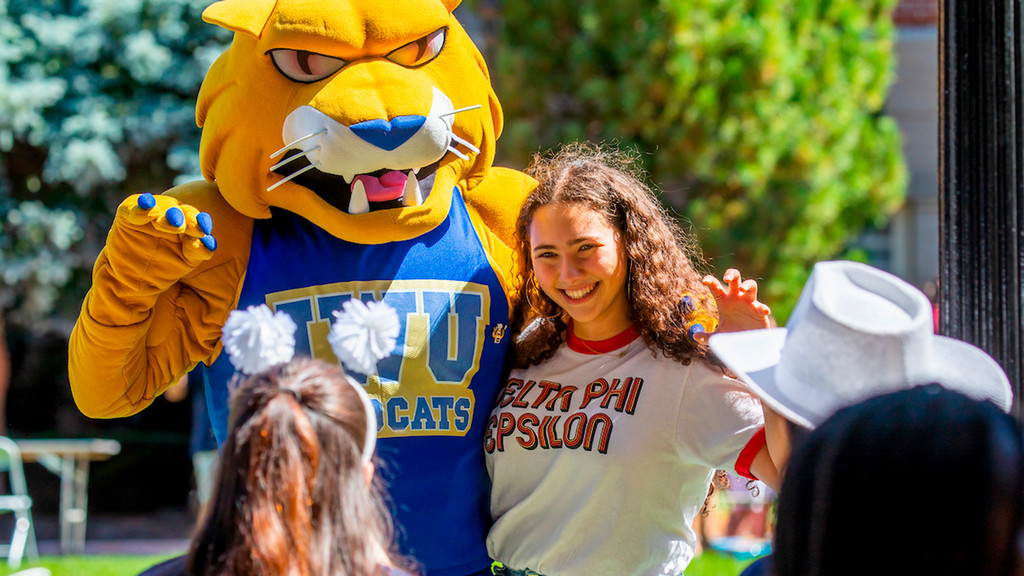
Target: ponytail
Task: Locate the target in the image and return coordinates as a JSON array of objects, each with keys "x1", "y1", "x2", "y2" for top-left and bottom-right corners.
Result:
[{"x1": 188, "y1": 359, "x2": 410, "y2": 576}]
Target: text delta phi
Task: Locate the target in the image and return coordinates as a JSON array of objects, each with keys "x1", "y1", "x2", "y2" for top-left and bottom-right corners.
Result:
[{"x1": 485, "y1": 376, "x2": 645, "y2": 455}]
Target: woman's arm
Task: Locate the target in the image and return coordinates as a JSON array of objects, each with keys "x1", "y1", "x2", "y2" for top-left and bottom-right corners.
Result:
[{"x1": 748, "y1": 444, "x2": 780, "y2": 491}]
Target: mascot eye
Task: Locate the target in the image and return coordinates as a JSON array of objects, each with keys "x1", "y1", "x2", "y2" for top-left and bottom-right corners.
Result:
[
  {"x1": 386, "y1": 28, "x2": 447, "y2": 68},
  {"x1": 269, "y1": 49, "x2": 349, "y2": 83}
]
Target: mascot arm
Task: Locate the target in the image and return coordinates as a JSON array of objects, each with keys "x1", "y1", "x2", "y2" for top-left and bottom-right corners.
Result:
[
  {"x1": 69, "y1": 182, "x2": 252, "y2": 418},
  {"x1": 463, "y1": 167, "x2": 537, "y2": 299}
]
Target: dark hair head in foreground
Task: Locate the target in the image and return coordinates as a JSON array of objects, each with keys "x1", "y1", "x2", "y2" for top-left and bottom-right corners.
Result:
[
  {"x1": 774, "y1": 384, "x2": 1024, "y2": 576},
  {"x1": 187, "y1": 357, "x2": 407, "y2": 576}
]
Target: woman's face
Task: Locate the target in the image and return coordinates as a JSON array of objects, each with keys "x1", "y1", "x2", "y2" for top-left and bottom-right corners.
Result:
[{"x1": 528, "y1": 202, "x2": 631, "y2": 340}]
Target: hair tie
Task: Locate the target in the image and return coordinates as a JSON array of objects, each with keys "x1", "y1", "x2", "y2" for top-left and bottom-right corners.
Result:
[
  {"x1": 221, "y1": 300, "x2": 400, "y2": 464},
  {"x1": 343, "y1": 374, "x2": 379, "y2": 464}
]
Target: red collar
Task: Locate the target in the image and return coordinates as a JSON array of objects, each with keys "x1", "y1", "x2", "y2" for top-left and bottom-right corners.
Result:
[{"x1": 566, "y1": 321, "x2": 641, "y2": 355}]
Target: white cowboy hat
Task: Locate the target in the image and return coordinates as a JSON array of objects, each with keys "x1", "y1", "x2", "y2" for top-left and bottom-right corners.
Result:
[{"x1": 709, "y1": 260, "x2": 1014, "y2": 429}]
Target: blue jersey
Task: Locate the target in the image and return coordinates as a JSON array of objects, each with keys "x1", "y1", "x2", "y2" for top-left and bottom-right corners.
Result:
[{"x1": 205, "y1": 190, "x2": 511, "y2": 576}]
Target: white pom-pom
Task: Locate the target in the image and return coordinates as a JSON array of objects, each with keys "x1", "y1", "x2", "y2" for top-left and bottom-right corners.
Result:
[
  {"x1": 328, "y1": 299, "x2": 400, "y2": 375},
  {"x1": 221, "y1": 305, "x2": 297, "y2": 375}
]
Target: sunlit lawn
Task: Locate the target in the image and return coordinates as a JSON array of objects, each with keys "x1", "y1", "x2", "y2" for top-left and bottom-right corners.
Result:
[
  {"x1": 689, "y1": 552, "x2": 759, "y2": 575},
  {"x1": 0, "y1": 554, "x2": 176, "y2": 576},
  {"x1": 0, "y1": 551, "x2": 757, "y2": 576}
]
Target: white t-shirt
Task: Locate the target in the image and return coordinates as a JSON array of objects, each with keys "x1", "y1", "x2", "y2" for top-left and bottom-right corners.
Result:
[{"x1": 485, "y1": 327, "x2": 764, "y2": 576}]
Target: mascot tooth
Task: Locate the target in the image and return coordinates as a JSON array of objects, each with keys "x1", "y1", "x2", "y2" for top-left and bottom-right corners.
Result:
[
  {"x1": 349, "y1": 180, "x2": 370, "y2": 215},
  {"x1": 403, "y1": 171, "x2": 424, "y2": 206},
  {"x1": 68, "y1": 0, "x2": 536, "y2": 574}
]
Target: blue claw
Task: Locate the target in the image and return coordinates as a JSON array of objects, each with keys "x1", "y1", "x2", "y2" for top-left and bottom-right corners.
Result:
[
  {"x1": 196, "y1": 212, "x2": 213, "y2": 236},
  {"x1": 137, "y1": 193, "x2": 156, "y2": 210},
  {"x1": 681, "y1": 295, "x2": 695, "y2": 314},
  {"x1": 200, "y1": 234, "x2": 217, "y2": 252},
  {"x1": 165, "y1": 206, "x2": 185, "y2": 228}
]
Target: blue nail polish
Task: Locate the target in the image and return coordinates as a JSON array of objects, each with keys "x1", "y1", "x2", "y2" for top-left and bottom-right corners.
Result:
[
  {"x1": 201, "y1": 235, "x2": 217, "y2": 252},
  {"x1": 196, "y1": 212, "x2": 213, "y2": 235},
  {"x1": 166, "y1": 207, "x2": 184, "y2": 228},
  {"x1": 688, "y1": 323, "x2": 705, "y2": 342},
  {"x1": 137, "y1": 193, "x2": 156, "y2": 210}
]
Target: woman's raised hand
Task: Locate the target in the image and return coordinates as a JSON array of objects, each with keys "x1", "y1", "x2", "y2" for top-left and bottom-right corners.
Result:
[{"x1": 692, "y1": 269, "x2": 771, "y2": 343}]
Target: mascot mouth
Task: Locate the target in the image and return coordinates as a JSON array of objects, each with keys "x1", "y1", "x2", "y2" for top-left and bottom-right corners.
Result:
[{"x1": 272, "y1": 151, "x2": 438, "y2": 214}]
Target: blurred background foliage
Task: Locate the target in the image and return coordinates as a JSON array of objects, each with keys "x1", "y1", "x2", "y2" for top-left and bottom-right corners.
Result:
[
  {"x1": 0, "y1": 0, "x2": 910, "y2": 506},
  {"x1": 0, "y1": 0, "x2": 220, "y2": 503},
  {"x1": 0, "y1": 0, "x2": 906, "y2": 328},
  {"x1": 473, "y1": 0, "x2": 908, "y2": 320},
  {"x1": 0, "y1": 0, "x2": 228, "y2": 327}
]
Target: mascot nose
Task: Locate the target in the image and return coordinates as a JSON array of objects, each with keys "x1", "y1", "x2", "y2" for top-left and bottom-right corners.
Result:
[{"x1": 349, "y1": 115, "x2": 427, "y2": 151}]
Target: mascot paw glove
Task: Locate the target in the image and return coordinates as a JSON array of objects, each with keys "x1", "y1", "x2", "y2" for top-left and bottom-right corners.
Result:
[
  {"x1": 126, "y1": 193, "x2": 217, "y2": 250},
  {"x1": 103, "y1": 193, "x2": 219, "y2": 298}
]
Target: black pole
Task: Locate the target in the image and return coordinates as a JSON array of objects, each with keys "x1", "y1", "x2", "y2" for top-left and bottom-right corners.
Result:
[{"x1": 939, "y1": 0, "x2": 1024, "y2": 415}]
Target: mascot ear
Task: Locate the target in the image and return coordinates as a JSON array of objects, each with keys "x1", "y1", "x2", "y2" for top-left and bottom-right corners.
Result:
[
  {"x1": 203, "y1": 0, "x2": 277, "y2": 38},
  {"x1": 442, "y1": 0, "x2": 462, "y2": 12}
]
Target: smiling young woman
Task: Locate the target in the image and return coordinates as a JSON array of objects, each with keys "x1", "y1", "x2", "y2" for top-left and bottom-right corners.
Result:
[
  {"x1": 527, "y1": 202, "x2": 631, "y2": 341},
  {"x1": 484, "y1": 142, "x2": 777, "y2": 576}
]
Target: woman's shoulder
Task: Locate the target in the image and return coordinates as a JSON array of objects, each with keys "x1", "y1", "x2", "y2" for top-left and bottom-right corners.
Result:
[
  {"x1": 674, "y1": 353, "x2": 735, "y2": 381},
  {"x1": 643, "y1": 347, "x2": 724, "y2": 379},
  {"x1": 675, "y1": 355, "x2": 758, "y2": 406}
]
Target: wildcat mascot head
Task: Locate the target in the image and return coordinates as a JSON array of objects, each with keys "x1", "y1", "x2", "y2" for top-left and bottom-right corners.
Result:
[{"x1": 197, "y1": 0, "x2": 502, "y2": 240}]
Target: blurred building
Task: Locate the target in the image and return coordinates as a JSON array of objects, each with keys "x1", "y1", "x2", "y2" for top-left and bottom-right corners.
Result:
[{"x1": 880, "y1": 0, "x2": 940, "y2": 291}]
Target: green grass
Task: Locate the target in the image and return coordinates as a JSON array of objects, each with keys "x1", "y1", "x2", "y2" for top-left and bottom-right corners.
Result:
[
  {"x1": 0, "y1": 554, "x2": 176, "y2": 576},
  {"x1": 0, "y1": 551, "x2": 757, "y2": 576},
  {"x1": 687, "y1": 551, "x2": 759, "y2": 575}
]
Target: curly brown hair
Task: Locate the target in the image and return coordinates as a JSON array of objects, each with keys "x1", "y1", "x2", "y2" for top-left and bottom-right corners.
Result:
[{"x1": 510, "y1": 142, "x2": 715, "y2": 368}]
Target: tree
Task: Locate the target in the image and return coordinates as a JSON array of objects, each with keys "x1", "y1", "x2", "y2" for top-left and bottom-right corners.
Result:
[
  {"x1": 0, "y1": 0, "x2": 228, "y2": 432},
  {"x1": 478, "y1": 0, "x2": 907, "y2": 319},
  {"x1": 0, "y1": 0, "x2": 229, "y2": 326}
]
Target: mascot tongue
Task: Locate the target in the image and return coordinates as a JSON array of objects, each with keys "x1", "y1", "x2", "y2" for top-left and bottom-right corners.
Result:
[{"x1": 353, "y1": 171, "x2": 408, "y2": 203}]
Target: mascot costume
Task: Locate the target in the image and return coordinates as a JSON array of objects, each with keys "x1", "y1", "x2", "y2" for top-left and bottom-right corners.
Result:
[{"x1": 69, "y1": 1, "x2": 534, "y2": 574}]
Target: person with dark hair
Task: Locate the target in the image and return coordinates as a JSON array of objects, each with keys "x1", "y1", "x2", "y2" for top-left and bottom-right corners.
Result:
[
  {"x1": 774, "y1": 385, "x2": 1024, "y2": 576},
  {"x1": 484, "y1": 142, "x2": 777, "y2": 575},
  {"x1": 709, "y1": 260, "x2": 1015, "y2": 576}
]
